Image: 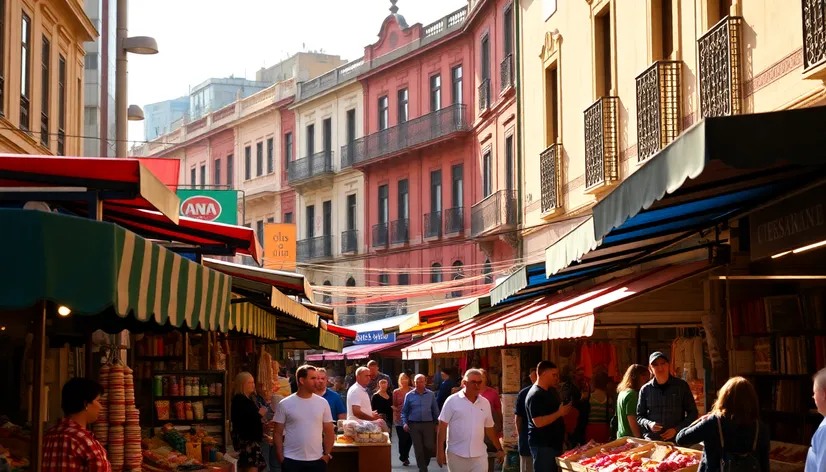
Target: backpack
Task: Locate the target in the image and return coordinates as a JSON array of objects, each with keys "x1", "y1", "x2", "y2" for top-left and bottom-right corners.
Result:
[{"x1": 717, "y1": 416, "x2": 761, "y2": 472}]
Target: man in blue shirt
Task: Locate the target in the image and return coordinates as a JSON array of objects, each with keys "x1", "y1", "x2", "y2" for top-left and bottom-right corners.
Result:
[
  {"x1": 515, "y1": 368, "x2": 537, "y2": 472},
  {"x1": 807, "y1": 368, "x2": 826, "y2": 472},
  {"x1": 402, "y1": 374, "x2": 440, "y2": 472},
  {"x1": 315, "y1": 368, "x2": 346, "y2": 423}
]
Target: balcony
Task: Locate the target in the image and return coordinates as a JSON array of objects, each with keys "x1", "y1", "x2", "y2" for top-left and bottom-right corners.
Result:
[
  {"x1": 472, "y1": 190, "x2": 517, "y2": 237},
  {"x1": 583, "y1": 97, "x2": 619, "y2": 192},
  {"x1": 540, "y1": 144, "x2": 561, "y2": 215},
  {"x1": 500, "y1": 54, "x2": 514, "y2": 93},
  {"x1": 636, "y1": 61, "x2": 682, "y2": 163},
  {"x1": 341, "y1": 143, "x2": 356, "y2": 168},
  {"x1": 347, "y1": 104, "x2": 469, "y2": 167},
  {"x1": 372, "y1": 222, "x2": 389, "y2": 249},
  {"x1": 444, "y1": 207, "x2": 464, "y2": 235},
  {"x1": 697, "y1": 16, "x2": 742, "y2": 118},
  {"x1": 803, "y1": 0, "x2": 826, "y2": 76},
  {"x1": 424, "y1": 211, "x2": 442, "y2": 239},
  {"x1": 478, "y1": 79, "x2": 491, "y2": 112},
  {"x1": 341, "y1": 229, "x2": 358, "y2": 254},
  {"x1": 287, "y1": 150, "x2": 334, "y2": 187},
  {"x1": 296, "y1": 235, "x2": 333, "y2": 262},
  {"x1": 391, "y1": 218, "x2": 410, "y2": 245}
]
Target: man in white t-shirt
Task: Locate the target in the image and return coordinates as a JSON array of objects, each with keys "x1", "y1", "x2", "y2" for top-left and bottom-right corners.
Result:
[
  {"x1": 346, "y1": 366, "x2": 379, "y2": 420},
  {"x1": 273, "y1": 364, "x2": 335, "y2": 472},
  {"x1": 437, "y1": 369, "x2": 504, "y2": 472}
]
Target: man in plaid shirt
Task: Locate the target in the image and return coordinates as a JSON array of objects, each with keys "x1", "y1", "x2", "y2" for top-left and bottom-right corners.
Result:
[
  {"x1": 636, "y1": 352, "x2": 698, "y2": 441},
  {"x1": 43, "y1": 378, "x2": 111, "y2": 472}
]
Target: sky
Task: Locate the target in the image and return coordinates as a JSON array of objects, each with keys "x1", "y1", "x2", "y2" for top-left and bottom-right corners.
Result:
[{"x1": 126, "y1": 0, "x2": 468, "y2": 144}]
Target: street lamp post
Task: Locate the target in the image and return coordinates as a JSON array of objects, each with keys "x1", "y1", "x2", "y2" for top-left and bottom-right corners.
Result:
[{"x1": 115, "y1": 0, "x2": 158, "y2": 157}]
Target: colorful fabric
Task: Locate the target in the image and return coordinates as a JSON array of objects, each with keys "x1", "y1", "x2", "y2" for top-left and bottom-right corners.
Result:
[{"x1": 42, "y1": 418, "x2": 111, "y2": 472}]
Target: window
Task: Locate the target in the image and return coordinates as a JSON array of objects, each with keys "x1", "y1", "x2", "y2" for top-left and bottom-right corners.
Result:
[
  {"x1": 451, "y1": 261, "x2": 464, "y2": 298},
  {"x1": 284, "y1": 212, "x2": 293, "y2": 224},
  {"x1": 306, "y1": 205, "x2": 315, "y2": 238},
  {"x1": 430, "y1": 75, "x2": 441, "y2": 111},
  {"x1": 505, "y1": 135, "x2": 514, "y2": 192},
  {"x1": 705, "y1": 0, "x2": 732, "y2": 30},
  {"x1": 40, "y1": 35, "x2": 49, "y2": 148},
  {"x1": 347, "y1": 194, "x2": 357, "y2": 230},
  {"x1": 484, "y1": 259, "x2": 493, "y2": 284},
  {"x1": 430, "y1": 263, "x2": 443, "y2": 284},
  {"x1": 200, "y1": 164, "x2": 206, "y2": 188},
  {"x1": 256, "y1": 220, "x2": 264, "y2": 249},
  {"x1": 595, "y1": 7, "x2": 613, "y2": 96},
  {"x1": 430, "y1": 170, "x2": 442, "y2": 212},
  {"x1": 0, "y1": 0, "x2": 5, "y2": 116},
  {"x1": 267, "y1": 217, "x2": 275, "y2": 223},
  {"x1": 397, "y1": 88, "x2": 408, "y2": 123},
  {"x1": 322, "y1": 200, "x2": 332, "y2": 237},
  {"x1": 451, "y1": 164, "x2": 463, "y2": 208},
  {"x1": 57, "y1": 55, "x2": 65, "y2": 155},
  {"x1": 267, "y1": 138, "x2": 274, "y2": 174},
  {"x1": 244, "y1": 145, "x2": 251, "y2": 180},
  {"x1": 20, "y1": 12, "x2": 31, "y2": 131},
  {"x1": 215, "y1": 159, "x2": 222, "y2": 186},
  {"x1": 346, "y1": 277, "x2": 356, "y2": 317},
  {"x1": 323, "y1": 281, "x2": 332, "y2": 305},
  {"x1": 190, "y1": 168, "x2": 196, "y2": 187},
  {"x1": 378, "y1": 96, "x2": 389, "y2": 130},
  {"x1": 256, "y1": 141, "x2": 263, "y2": 176},
  {"x1": 398, "y1": 179, "x2": 409, "y2": 219},
  {"x1": 483, "y1": 150, "x2": 492, "y2": 197},
  {"x1": 378, "y1": 184, "x2": 389, "y2": 224},
  {"x1": 398, "y1": 273, "x2": 409, "y2": 286},
  {"x1": 284, "y1": 132, "x2": 293, "y2": 161},
  {"x1": 504, "y1": 5, "x2": 514, "y2": 57},
  {"x1": 481, "y1": 35, "x2": 490, "y2": 81},
  {"x1": 322, "y1": 118, "x2": 332, "y2": 156},
  {"x1": 346, "y1": 109, "x2": 356, "y2": 143},
  {"x1": 451, "y1": 65, "x2": 463, "y2": 105},
  {"x1": 378, "y1": 273, "x2": 389, "y2": 286},
  {"x1": 227, "y1": 154, "x2": 234, "y2": 189},
  {"x1": 651, "y1": 0, "x2": 675, "y2": 60},
  {"x1": 545, "y1": 65, "x2": 559, "y2": 144},
  {"x1": 306, "y1": 123, "x2": 315, "y2": 156}
]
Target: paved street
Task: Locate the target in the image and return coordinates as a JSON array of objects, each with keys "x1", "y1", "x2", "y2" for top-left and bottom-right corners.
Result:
[{"x1": 390, "y1": 435, "x2": 442, "y2": 472}]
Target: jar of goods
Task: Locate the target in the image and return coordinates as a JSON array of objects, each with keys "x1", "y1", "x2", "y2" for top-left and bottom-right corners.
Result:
[
  {"x1": 185, "y1": 402, "x2": 194, "y2": 420},
  {"x1": 162, "y1": 376, "x2": 169, "y2": 396},
  {"x1": 170, "y1": 376, "x2": 179, "y2": 396},
  {"x1": 185, "y1": 378, "x2": 193, "y2": 397},
  {"x1": 215, "y1": 383, "x2": 222, "y2": 396},
  {"x1": 208, "y1": 383, "x2": 216, "y2": 396},
  {"x1": 199, "y1": 381, "x2": 208, "y2": 396},
  {"x1": 153, "y1": 375, "x2": 163, "y2": 397},
  {"x1": 178, "y1": 376, "x2": 184, "y2": 395}
]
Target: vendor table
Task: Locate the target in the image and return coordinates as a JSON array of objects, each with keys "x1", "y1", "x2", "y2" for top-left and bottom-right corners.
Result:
[{"x1": 328, "y1": 440, "x2": 391, "y2": 472}]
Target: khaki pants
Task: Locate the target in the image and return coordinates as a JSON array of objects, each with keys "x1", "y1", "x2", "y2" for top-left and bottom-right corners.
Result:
[
  {"x1": 446, "y1": 452, "x2": 488, "y2": 472},
  {"x1": 409, "y1": 422, "x2": 435, "y2": 472}
]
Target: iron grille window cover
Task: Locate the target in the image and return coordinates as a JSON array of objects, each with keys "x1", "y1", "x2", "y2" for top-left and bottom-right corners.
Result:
[
  {"x1": 500, "y1": 54, "x2": 514, "y2": 93},
  {"x1": 444, "y1": 207, "x2": 464, "y2": 235},
  {"x1": 349, "y1": 103, "x2": 469, "y2": 166},
  {"x1": 471, "y1": 190, "x2": 517, "y2": 237},
  {"x1": 341, "y1": 229, "x2": 359, "y2": 254},
  {"x1": 424, "y1": 211, "x2": 442, "y2": 239},
  {"x1": 287, "y1": 150, "x2": 334, "y2": 183},
  {"x1": 803, "y1": 0, "x2": 826, "y2": 72},
  {"x1": 540, "y1": 144, "x2": 560, "y2": 214},
  {"x1": 391, "y1": 218, "x2": 410, "y2": 244},
  {"x1": 478, "y1": 78, "x2": 491, "y2": 112},
  {"x1": 297, "y1": 235, "x2": 333, "y2": 261},
  {"x1": 372, "y1": 222, "x2": 389, "y2": 248},
  {"x1": 697, "y1": 16, "x2": 742, "y2": 118},
  {"x1": 583, "y1": 97, "x2": 619, "y2": 191},
  {"x1": 635, "y1": 61, "x2": 682, "y2": 163}
]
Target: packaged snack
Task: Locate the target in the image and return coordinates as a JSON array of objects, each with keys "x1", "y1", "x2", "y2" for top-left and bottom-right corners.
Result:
[{"x1": 154, "y1": 401, "x2": 170, "y2": 420}]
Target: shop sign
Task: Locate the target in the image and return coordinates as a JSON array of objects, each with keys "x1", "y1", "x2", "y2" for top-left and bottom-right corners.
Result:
[
  {"x1": 354, "y1": 330, "x2": 396, "y2": 344},
  {"x1": 177, "y1": 189, "x2": 238, "y2": 225},
  {"x1": 749, "y1": 186, "x2": 826, "y2": 260},
  {"x1": 263, "y1": 223, "x2": 296, "y2": 271}
]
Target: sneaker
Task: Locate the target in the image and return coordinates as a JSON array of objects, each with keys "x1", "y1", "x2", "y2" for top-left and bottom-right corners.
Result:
[{"x1": 402, "y1": 460, "x2": 410, "y2": 466}]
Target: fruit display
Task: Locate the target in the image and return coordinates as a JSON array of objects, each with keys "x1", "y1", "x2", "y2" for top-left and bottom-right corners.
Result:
[
  {"x1": 559, "y1": 440, "x2": 601, "y2": 460},
  {"x1": 577, "y1": 443, "x2": 699, "y2": 472},
  {"x1": 338, "y1": 419, "x2": 390, "y2": 444}
]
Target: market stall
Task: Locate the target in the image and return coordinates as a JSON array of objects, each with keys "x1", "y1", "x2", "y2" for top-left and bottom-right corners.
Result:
[{"x1": 327, "y1": 419, "x2": 391, "y2": 472}]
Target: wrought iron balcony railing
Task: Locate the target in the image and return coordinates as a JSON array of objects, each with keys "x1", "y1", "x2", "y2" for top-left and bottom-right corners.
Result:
[
  {"x1": 803, "y1": 0, "x2": 826, "y2": 72},
  {"x1": 296, "y1": 234, "x2": 333, "y2": 262},
  {"x1": 372, "y1": 222, "x2": 389, "y2": 248},
  {"x1": 348, "y1": 103, "x2": 469, "y2": 166},
  {"x1": 500, "y1": 54, "x2": 514, "y2": 93},
  {"x1": 444, "y1": 207, "x2": 464, "y2": 235},
  {"x1": 584, "y1": 97, "x2": 619, "y2": 191},
  {"x1": 424, "y1": 211, "x2": 442, "y2": 239},
  {"x1": 391, "y1": 218, "x2": 410, "y2": 244},
  {"x1": 540, "y1": 144, "x2": 561, "y2": 214},
  {"x1": 471, "y1": 190, "x2": 517, "y2": 237},
  {"x1": 636, "y1": 61, "x2": 682, "y2": 163},
  {"x1": 287, "y1": 150, "x2": 334, "y2": 184},
  {"x1": 697, "y1": 16, "x2": 742, "y2": 118},
  {"x1": 478, "y1": 78, "x2": 491, "y2": 112},
  {"x1": 341, "y1": 229, "x2": 358, "y2": 254},
  {"x1": 341, "y1": 143, "x2": 356, "y2": 168}
]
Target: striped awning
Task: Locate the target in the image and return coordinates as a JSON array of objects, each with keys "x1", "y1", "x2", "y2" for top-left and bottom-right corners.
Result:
[
  {"x1": 229, "y1": 301, "x2": 277, "y2": 341},
  {"x1": 271, "y1": 287, "x2": 319, "y2": 327},
  {"x1": 0, "y1": 209, "x2": 232, "y2": 331}
]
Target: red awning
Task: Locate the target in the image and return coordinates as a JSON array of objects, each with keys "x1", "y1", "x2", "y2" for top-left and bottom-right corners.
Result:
[
  {"x1": 321, "y1": 321, "x2": 357, "y2": 339},
  {"x1": 0, "y1": 155, "x2": 179, "y2": 222},
  {"x1": 202, "y1": 258, "x2": 314, "y2": 302},
  {"x1": 345, "y1": 339, "x2": 413, "y2": 360},
  {"x1": 136, "y1": 158, "x2": 180, "y2": 192}
]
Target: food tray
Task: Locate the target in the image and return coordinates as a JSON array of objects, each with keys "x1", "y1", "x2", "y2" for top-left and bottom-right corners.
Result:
[
  {"x1": 564, "y1": 439, "x2": 650, "y2": 472},
  {"x1": 769, "y1": 441, "x2": 807, "y2": 472},
  {"x1": 583, "y1": 443, "x2": 702, "y2": 472}
]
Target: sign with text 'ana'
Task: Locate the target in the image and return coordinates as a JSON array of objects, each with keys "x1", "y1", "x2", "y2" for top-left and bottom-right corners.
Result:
[{"x1": 177, "y1": 189, "x2": 238, "y2": 225}]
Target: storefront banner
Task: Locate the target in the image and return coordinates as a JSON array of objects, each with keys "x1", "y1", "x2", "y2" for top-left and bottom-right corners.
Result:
[
  {"x1": 264, "y1": 223, "x2": 297, "y2": 271},
  {"x1": 354, "y1": 330, "x2": 396, "y2": 345},
  {"x1": 177, "y1": 189, "x2": 238, "y2": 225},
  {"x1": 749, "y1": 186, "x2": 826, "y2": 260}
]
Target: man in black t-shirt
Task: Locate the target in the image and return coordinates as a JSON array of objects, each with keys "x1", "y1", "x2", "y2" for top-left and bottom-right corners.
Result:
[{"x1": 526, "y1": 361, "x2": 571, "y2": 472}]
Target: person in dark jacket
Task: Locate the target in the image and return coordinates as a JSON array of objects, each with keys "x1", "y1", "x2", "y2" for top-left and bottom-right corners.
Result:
[
  {"x1": 231, "y1": 371, "x2": 267, "y2": 472},
  {"x1": 637, "y1": 352, "x2": 698, "y2": 441},
  {"x1": 436, "y1": 367, "x2": 457, "y2": 410},
  {"x1": 676, "y1": 376, "x2": 769, "y2": 472}
]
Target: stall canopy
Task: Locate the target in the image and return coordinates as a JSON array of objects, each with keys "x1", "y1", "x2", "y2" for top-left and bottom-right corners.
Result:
[
  {"x1": 0, "y1": 155, "x2": 180, "y2": 222},
  {"x1": 546, "y1": 106, "x2": 826, "y2": 277},
  {"x1": 398, "y1": 297, "x2": 476, "y2": 334},
  {"x1": 202, "y1": 258, "x2": 315, "y2": 303},
  {"x1": 0, "y1": 209, "x2": 232, "y2": 331}
]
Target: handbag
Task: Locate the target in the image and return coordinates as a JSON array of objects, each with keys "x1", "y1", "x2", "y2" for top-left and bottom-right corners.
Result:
[{"x1": 716, "y1": 416, "x2": 761, "y2": 472}]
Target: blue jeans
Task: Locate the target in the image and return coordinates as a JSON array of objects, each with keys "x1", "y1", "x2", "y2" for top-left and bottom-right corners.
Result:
[{"x1": 530, "y1": 446, "x2": 558, "y2": 472}]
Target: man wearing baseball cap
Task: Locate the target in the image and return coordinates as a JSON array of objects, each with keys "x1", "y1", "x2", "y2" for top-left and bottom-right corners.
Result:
[{"x1": 636, "y1": 352, "x2": 698, "y2": 441}]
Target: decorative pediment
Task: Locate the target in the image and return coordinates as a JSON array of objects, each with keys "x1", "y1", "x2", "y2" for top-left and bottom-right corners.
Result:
[{"x1": 540, "y1": 29, "x2": 563, "y2": 62}]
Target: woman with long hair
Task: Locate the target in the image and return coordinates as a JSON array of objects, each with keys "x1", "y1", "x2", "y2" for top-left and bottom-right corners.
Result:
[
  {"x1": 392, "y1": 373, "x2": 413, "y2": 466},
  {"x1": 615, "y1": 364, "x2": 650, "y2": 438},
  {"x1": 676, "y1": 376, "x2": 770, "y2": 472},
  {"x1": 231, "y1": 372, "x2": 267, "y2": 472},
  {"x1": 371, "y1": 378, "x2": 393, "y2": 434}
]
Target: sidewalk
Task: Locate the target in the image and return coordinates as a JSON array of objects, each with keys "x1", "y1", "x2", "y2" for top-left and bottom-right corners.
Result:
[{"x1": 391, "y1": 436, "x2": 442, "y2": 472}]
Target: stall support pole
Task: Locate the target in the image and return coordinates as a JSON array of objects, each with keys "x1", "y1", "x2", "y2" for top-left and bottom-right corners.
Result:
[{"x1": 30, "y1": 300, "x2": 47, "y2": 472}]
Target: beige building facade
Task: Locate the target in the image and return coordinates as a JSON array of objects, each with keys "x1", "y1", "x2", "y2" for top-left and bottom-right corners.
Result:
[{"x1": 519, "y1": 0, "x2": 826, "y2": 259}]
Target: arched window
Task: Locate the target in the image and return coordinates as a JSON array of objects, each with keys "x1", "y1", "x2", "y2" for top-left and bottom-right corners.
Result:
[
  {"x1": 322, "y1": 280, "x2": 332, "y2": 305},
  {"x1": 450, "y1": 261, "x2": 464, "y2": 298},
  {"x1": 345, "y1": 277, "x2": 356, "y2": 319},
  {"x1": 430, "y1": 263, "x2": 443, "y2": 284},
  {"x1": 483, "y1": 259, "x2": 493, "y2": 284}
]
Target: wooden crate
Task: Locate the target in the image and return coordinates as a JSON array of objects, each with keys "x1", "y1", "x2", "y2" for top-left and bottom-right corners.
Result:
[
  {"x1": 558, "y1": 438, "x2": 650, "y2": 472},
  {"x1": 583, "y1": 443, "x2": 703, "y2": 472}
]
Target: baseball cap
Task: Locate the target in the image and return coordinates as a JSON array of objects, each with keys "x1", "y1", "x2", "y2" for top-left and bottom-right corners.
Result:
[{"x1": 648, "y1": 351, "x2": 669, "y2": 365}]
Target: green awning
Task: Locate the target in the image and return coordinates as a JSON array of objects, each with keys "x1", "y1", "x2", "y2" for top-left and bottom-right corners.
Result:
[
  {"x1": 230, "y1": 301, "x2": 277, "y2": 341},
  {"x1": 0, "y1": 209, "x2": 232, "y2": 331}
]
